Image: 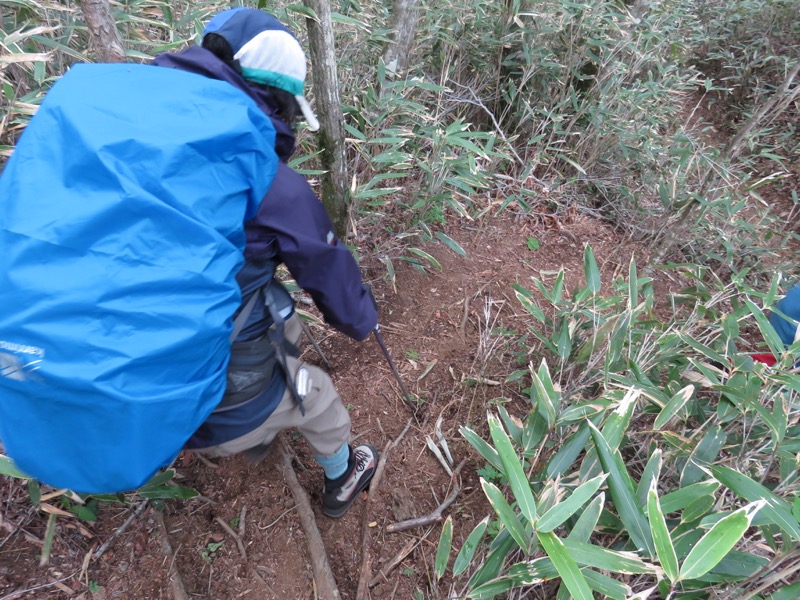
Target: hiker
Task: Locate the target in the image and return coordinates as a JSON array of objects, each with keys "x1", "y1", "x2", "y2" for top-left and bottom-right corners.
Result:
[
  {"x1": 0, "y1": 7, "x2": 379, "y2": 509},
  {"x1": 152, "y1": 8, "x2": 380, "y2": 518}
]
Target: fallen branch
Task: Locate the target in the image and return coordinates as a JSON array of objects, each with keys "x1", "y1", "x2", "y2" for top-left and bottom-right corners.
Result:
[
  {"x1": 93, "y1": 499, "x2": 149, "y2": 561},
  {"x1": 386, "y1": 458, "x2": 467, "y2": 533},
  {"x1": 155, "y1": 510, "x2": 190, "y2": 600},
  {"x1": 356, "y1": 418, "x2": 413, "y2": 600},
  {"x1": 278, "y1": 441, "x2": 341, "y2": 600}
]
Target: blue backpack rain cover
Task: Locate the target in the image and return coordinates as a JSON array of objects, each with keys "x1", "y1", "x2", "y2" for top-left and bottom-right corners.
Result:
[{"x1": 0, "y1": 63, "x2": 278, "y2": 493}]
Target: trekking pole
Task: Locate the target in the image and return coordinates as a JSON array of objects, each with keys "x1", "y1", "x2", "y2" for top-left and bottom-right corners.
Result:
[
  {"x1": 299, "y1": 319, "x2": 333, "y2": 371},
  {"x1": 372, "y1": 324, "x2": 417, "y2": 413}
]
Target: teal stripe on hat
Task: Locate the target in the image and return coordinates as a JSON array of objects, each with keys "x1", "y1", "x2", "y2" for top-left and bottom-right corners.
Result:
[{"x1": 241, "y1": 68, "x2": 303, "y2": 95}]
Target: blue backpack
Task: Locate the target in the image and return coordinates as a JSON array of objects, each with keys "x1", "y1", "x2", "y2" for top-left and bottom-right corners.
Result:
[{"x1": 0, "y1": 63, "x2": 278, "y2": 493}]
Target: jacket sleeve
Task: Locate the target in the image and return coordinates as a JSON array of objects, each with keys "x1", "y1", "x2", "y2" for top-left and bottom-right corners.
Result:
[
  {"x1": 770, "y1": 284, "x2": 800, "y2": 347},
  {"x1": 245, "y1": 162, "x2": 378, "y2": 341}
]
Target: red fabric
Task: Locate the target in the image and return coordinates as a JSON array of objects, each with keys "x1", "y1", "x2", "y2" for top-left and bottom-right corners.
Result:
[{"x1": 749, "y1": 353, "x2": 778, "y2": 366}]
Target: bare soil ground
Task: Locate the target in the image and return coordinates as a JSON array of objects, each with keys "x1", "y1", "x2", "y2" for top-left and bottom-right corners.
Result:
[{"x1": 0, "y1": 206, "x2": 667, "y2": 600}]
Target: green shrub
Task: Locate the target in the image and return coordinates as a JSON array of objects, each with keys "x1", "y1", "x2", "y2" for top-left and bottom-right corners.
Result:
[{"x1": 440, "y1": 249, "x2": 800, "y2": 598}]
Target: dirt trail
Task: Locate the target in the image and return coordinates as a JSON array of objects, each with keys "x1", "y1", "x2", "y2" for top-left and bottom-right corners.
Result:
[{"x1": 0, "y1": 210, "x2": 656, "y2": 600}]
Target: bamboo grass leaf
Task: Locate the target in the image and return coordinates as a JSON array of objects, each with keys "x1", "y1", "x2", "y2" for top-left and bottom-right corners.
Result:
[
  {"x1": 766, "y1": 582, "x2": 800, "y2": 600},
  {"x1": 628, "y1": 257, "x2": 638, "y2": 310},
  {"x1": 0, "y1": 455, "x2": 32, "y2": 479},
  {"x1": 583, "y1": 570, "x2": 631, "y2": 600},
  {"x1": 512, "y1": 283, "x2": 545, "y2": 319},
  {"x1": 454, "y1": 517, "x2": 489, "y2": 576},
  {"x1": 709, "y1": 466, "x2": 800, "y2": 540},
  {"x1": 460, "y1": 425, "x2": 503, "y2": 471},
  {"x1": 678, "y1": 501, "x2": 765, "y2": 581},
  {"x1": 39, "y1": 513, "x2": 57, "y2": 567},
  {"x1": 636, "y1": 449, "x2": 663, "y2": 507},
  {"x1": 497, "y1": 405, "x2": 523, "y2": 446},
  {"x1": 285, "y1": 4, "x2": 319, "y2": 21},
  {"x1": 682, "y1": 425, "x2": 726, "y2": 486},
  {"x1": 660, "y1": 481, "x2": 720, "y2": 514},
  {"x1": 654, "y1": 385, "x2": 695, "y2": 429},
  {"x1": 408, "y1": 247, "x2": 441, "y2": 270},
  {"x1": 435, "y1": 516, "x2": 453, "y2": 580},
  {"x1": 435, "y1": 231, "x2": 467, "y2": 257},
  {"x1": 744, "y1": 298, "x2": 786, "y2": 358},
  {"x1": 488, "y1": 414, "x2": 537, "y2": 524},
  {"x1": 530, "y1": 360, "x2": 558, "y2": 427},
  {"x1": 568, "y1": 493, "x2": 605, "y2": 541},
  {"x1": 538, "y1": 531, "x2": 593, "y2": 600},
  {"x1": 467, "y1": 531, "x2": 516, "y2": 590},
  {"x1": 480, "y1": 479, "x2": 530, "y2": 552},
  {"x1": 588, "y1": 422, "x2": 655, "y2": 556},
  {"x1": 647, "y1": 483, "x2": 679, "y2": 582},
  {"x1": 583, "y1": 245, "x2": 601, "y2": 294},
  {"x1": 547, "y1": 424, "x2": 591, "y2": 478},
  {"x1": 537, "y1": 474, "x2": 607, "y2": 533},
  {"x1": 561, "y1": 538, "x2": 656, "y2": 574}
]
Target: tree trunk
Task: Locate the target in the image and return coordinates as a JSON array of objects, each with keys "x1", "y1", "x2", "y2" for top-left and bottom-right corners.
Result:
[
  {"x1": 303, "y1": 0, "x2": 350, "y2": 239},
  {"x1": 79, "y1": 0, "x2": 125, "y2": 63},
  {"x1": 382, "y1": 0, "x2": 420, "y2": 75}
]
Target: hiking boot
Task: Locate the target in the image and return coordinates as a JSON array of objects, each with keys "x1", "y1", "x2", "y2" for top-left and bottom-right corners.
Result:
[{"x1": 322, "y1": 444, "x2": 378, "y2": 518}]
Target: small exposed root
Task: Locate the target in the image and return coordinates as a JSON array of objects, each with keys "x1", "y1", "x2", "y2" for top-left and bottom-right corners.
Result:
[
  {"x1": 155, "y1": 510, "x2": 190, "y2": 600},
  {"x1": 278, "y1": 440, "x2": 341, "y2": 600}
]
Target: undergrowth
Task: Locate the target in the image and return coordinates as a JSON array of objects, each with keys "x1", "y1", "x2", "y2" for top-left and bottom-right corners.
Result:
[{"x1": 435, "y1": 251, "x2": 800, "y2": 598}]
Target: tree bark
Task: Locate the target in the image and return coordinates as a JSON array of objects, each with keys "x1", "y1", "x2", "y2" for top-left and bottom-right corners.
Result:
[
  {"x1": 303, "y1": 0, "x2": 350, "y2": 239},
  {"x1": 382, "y1": 0, "x2": 420, "y2": 75},
  {"x1": 79, "y1": 0, "x2": 125, "y2": 63}
]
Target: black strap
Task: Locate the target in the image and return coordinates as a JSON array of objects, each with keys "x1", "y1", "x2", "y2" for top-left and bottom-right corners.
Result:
[
  {"x1": 230, "y1": 291, "x2": 261, "y2": 343},
  {"x1": 263, "y1": 283, "x2": 306, "y2": 416}
]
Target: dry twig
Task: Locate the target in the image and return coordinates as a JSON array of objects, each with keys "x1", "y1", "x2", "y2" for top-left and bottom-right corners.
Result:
[
  {"x1": 386, "y1": 458, "x2": 468, "y2": 533},
  {"x1": 0, "y1": 574, "x2": 76, "y2": 600},
  {"x1": 0, "y1": 512, "x2": 42, "y2": 548},
  {"x1": 155, "y1": 510, "x2": 189, "y2": 600},
  {"x1": 93, "y1": 499, "x2": 149, "y2": 561},
  {"x1": 356, "y1": 418, "x2": 414, "y2": 600},
  {"x1": 368, "y1": 537, "x2": 419, "y2": 588},
  {"x1": 238, "y1": 505, "x2": 247, "y2": 537},
  {"x1": 215, "y1": 515, "x2": 247, "y2": 562}
]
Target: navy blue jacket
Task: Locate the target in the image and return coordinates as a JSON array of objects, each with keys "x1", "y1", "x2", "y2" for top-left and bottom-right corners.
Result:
[{"x1": 153, "y1": 46, "x2": 377, "y2": 342}]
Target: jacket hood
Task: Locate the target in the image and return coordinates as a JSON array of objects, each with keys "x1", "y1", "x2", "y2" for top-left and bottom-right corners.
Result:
[{"x1": 152, "y1": 46, "x2": 296, "y2": 161}]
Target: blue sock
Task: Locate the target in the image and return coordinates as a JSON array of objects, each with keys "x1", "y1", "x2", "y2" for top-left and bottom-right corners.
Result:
[{"x1": 316, "y1": 443, "x2": 350, "y2": 480}]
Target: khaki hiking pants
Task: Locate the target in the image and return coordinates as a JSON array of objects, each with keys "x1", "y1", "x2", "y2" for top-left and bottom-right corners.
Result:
[{"x1": 197, "y1": 314, "x2": 351, "y2": 459}]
